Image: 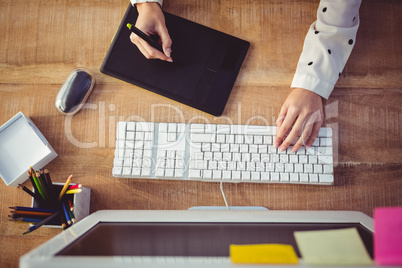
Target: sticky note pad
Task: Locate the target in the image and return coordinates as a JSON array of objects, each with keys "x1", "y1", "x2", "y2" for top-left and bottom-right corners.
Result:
[
  {"x1": 374, "y1": 207, "x2": 402, "y2": 265},
  {"x1": 294, "y1": 228, "x2": 373, "y2": 265},
  {"x1": 230, "y1": 244, "x2": 299, "y2": 264}
]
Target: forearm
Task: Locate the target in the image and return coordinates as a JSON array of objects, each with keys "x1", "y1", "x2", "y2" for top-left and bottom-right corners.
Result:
[{"x1": 130, "y1": 0, "x2": 163, "y2": 6}]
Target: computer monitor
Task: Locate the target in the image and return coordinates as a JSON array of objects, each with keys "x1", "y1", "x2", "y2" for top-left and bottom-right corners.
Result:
[{"x1": 20, "y1": 210, "x2": 374, "y2": 268}]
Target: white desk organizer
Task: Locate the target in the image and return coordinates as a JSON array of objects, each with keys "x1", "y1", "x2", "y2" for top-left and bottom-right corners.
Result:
[{"x1": 0, "y1": 112, "x2": 58, "y2": 187}]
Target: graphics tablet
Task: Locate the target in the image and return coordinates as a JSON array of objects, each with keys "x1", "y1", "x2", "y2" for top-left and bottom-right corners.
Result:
[{"x1": 100, "y1": 4, "x2": 250, "y2": 116}]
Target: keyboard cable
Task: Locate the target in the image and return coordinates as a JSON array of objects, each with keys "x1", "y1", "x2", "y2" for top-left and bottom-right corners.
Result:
[{"x1": 220, "y1": 182, "x2": 230, "y2": 210}]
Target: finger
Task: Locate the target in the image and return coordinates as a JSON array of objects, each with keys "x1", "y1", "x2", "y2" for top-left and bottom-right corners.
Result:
[
  {"x1": 303, "y1": 109, "x2": 323, "y2": 148},
  {"x1": 292, "y1": 109, "x2": 323, "y2": 151},
  {"x1": 130, "y1": 33, "x2": 151, "y2": 58},
  {"x1": 157, "y1": 26, "x2": 173, "y2": 59},
  {"x1": 280, "y1": 116, "x2": 308, "y2": 152},
  {"x1": 291, "y1": 119, "x2": 314, "y2": 152},
  {"x1": 138, "y1": 37, "x2": 168, "y2": 60},
  {"x1": 130, "y1": 32, "x2": 169, "y2": 61},
  {"x1": 274, "y1": 110, "x2": 298, "y2": 149},
  {"x1": 131, "y1": 33, "x2": 153, "y2": 59},
  {"x1": 276, "y1": 103, "x2": 288, "y2": 128},
  {"x1": 274, "y1": 103, "x2": 289, "y2": 148},
  {"x1": 305, "y1": 121, "x2": 322, "y2": 148}
]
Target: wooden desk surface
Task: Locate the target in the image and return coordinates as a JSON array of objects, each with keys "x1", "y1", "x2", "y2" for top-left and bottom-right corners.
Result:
[{"x1": 0, "y1": 0, "x2": 401, "y2": 266}]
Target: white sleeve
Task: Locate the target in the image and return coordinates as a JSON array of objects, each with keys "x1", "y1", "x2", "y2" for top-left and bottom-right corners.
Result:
[
  {"x1": 130, "y1": 0, "x2": 163, "y2": 6},
  {"x1": 291, "y1": 0, "x2": 362, "y2": 99}
]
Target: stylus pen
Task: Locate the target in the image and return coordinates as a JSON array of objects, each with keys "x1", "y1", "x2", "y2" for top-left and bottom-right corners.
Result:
[{"x1": 127, "y1": 23, "x2": 164, "y2": 52}]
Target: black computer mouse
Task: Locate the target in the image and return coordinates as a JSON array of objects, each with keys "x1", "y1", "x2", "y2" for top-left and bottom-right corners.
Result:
[{"x1": 55, "y1": 68, "x2": 95, "y2": 116}]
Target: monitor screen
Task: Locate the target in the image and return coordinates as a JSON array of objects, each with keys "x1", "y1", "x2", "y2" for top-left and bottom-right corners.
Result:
[{"x1": 57, "y1": 222, "x2": 373, "y2": 258}]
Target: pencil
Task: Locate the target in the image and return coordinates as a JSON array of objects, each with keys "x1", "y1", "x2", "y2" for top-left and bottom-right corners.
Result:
[
  {"x1": 68, "y1": 184, "x2": 82, "y2": 190},
  {"x1": 12, "y1": 217, "x2": 59, "y2": 224},
  {"x1": 61, "y1": 201, "x2": 71, "y2": 225},
  {"x1": 63, "y1": 199, "x2": 76, "y2": 224},
  {"x1": 9, "y1": 206, "x2": 57, "y2": 213},
  {"x1": 39, "y1": 170, "x2": 51, "y2": 198},
  {"x1": 68, "y1": 199, "x2": 74, "y2": 212},
  {"x1": 23, "y1": 211, "x2": 60, "y2": 235},
  {"x1": 36, "y1": 171, "x2": 50, "y2": 201},
  {"x1": 58, "y1": 175, "x2": 73, "y2": 201},
  {"x1": 18, "y1": 184, "x2": 40, "y2": 199},
  {"x1": 27, "y1": 170, "x2": 41, "y2": 201},
  {"x1": 43, "y1": 169, "x2": 55, "y2": 200},
  {"x1": 65, "y1": 189, "x2": 82, "y2": 194},
  {"x1": 10, "y1": 210, "x2": 53, "y2": 217},
  {"x1": 59, "y1": 208, "x2": 67, "y2": 230},
  {"x1": 31, "y1": 169, "x2": 46, "y2": 201},
  {"x1": 9, "y1": 214, "x2": 49, "y2": 219},
  {"x1": 68, "y1": 207, "x2": 76, "y2": 223}
]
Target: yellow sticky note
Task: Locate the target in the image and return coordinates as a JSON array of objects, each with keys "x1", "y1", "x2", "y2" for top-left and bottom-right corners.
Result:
[
  {"x1": 230, "y1": 244, "x2": 299, "y2": 264},
  {"x1": 294, "y1": 228, "x2": 373, "y2": 265}
]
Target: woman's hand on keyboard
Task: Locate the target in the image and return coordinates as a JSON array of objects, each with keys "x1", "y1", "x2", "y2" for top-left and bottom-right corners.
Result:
[
  {"x1": 130, "y1": 2, "x2": 173, "y2": 62},
  {"x1": 274, "y1": 88, "x2": 324, "y2": 152}
]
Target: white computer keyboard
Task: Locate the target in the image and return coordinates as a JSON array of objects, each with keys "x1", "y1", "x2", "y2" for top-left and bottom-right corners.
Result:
[{"x1": 112, "y1": 121, "x2": 334, "y2": 185}]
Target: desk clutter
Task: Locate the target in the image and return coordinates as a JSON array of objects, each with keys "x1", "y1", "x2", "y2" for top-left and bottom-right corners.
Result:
[{"x1": 9, "y1": 167, "x2": 90, "y2": 234}]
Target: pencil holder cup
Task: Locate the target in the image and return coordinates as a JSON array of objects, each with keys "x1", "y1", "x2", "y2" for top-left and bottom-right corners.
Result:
[{"x1": 31, "y1": 183, "x2": 91, "y2": 228}]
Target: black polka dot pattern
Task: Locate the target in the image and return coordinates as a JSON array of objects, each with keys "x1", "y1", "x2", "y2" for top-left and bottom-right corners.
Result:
[{"x1": 305, "y1": 5, "x2": 358, "y2": 86}]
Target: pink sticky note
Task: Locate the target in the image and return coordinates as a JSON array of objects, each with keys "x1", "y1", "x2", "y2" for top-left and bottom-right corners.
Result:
[{"x1": 374, "y1": 207, "x2": 402, "y2": 265}]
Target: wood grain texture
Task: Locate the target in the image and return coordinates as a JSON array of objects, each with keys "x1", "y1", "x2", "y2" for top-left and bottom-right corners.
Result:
[{"x1": 0, "y1": 0, "x2": 401, "y2": 267}]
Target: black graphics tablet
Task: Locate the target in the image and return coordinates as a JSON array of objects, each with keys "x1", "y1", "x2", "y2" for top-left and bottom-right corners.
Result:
[{"x1": 100, "y1": 4, "x2": 250, "y2": 116}]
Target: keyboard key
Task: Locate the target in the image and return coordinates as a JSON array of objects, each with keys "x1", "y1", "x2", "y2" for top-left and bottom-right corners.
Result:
[
  {"x1": 189, "y1": 170, "x2": 201, "y2": 179},
  {"x1": 319, "y1": 174, "x2": 334, "y2": 184},
  {"x1": 191, "y1": 133, "x2": 216, "y2": 143},
  {"x1": 290, "y1": 173, "x2": 299, "y2": 182},
  {"x1": 318, "y1": 128, "x2": 332, "y2": 137}
]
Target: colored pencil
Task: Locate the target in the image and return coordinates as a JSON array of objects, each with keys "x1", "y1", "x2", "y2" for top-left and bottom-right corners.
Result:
[
  {"x1": 9, "y1": 206, "x2": 57, "y2": 213},
  {"x1": 63, "y1": 199, "x2": 76, "y2": 223},
  {"x1": 61, "y1": 202, "x2": 71, "y2": 225},
  {"x1": 23, "y1": 211, "x2": 60, "y2": 235},
  {"x1": 31, "y1": 168, "x2": 46, "y2": 201},
  {"x1": 39, "y1": 170, "x2": 51, "y2": 198},
  {"x1": 68, "y1": 199, "x2": 74, "y2": 212},
  {"x1": 9, "y1": 214, "x2": 49, "y2": 219},
  {"x1": 11, "y1": 217, "x2": 59, "y2": 224},
  {"x1": 18, "y1": 184, "x2": 40, "y2": 199},
  {"x1": 44, "y1": 169, "x2": 53, "y2": 186},
  {"x1": 10, "y1": 210, "x2": 53, "y2": 217},
  {"x1": 59, "y1": 208, "x2": 67, "y2": 230},
  {"x1": 68, "y1": 184, "x2": 82, "y2": 190},
  {"x1": 65, "y1": 189, "x2": 82, "y2": 194},
  {"x1": 58, "y1": 175, "x2": 73, "y2": 201},
  {"x1": 43, "y1": 169, "x2": 55, "y2": 201},
  {"x1": 27, "y1": 170, "x2": 42, "y2": 201},
  {"x1": 68, "y1": 208, "x2": 76, "y2": 223},
  {"x1": 36, "y1": 171, "x2": 50, "y2": 201}
]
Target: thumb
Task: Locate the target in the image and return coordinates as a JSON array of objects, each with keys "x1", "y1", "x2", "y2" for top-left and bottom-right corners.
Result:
[{"x1": 157, "y1": 26, "x2": 172, "y2": 57}]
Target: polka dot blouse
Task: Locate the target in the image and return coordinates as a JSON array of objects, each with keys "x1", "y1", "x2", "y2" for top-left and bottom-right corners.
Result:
[{"x1": 291, "y1": 0, "x2": 362, "y2": 99}]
